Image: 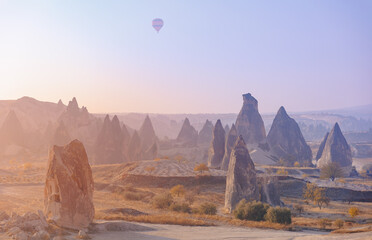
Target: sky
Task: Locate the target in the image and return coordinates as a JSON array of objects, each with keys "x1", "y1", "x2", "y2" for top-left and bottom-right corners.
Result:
[{"x1": 0, "y1": 0, "x2": 371, "y2": 114}]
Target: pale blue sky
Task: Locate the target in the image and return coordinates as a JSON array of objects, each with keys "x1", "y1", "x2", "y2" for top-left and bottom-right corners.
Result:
[{"x1": 0, "y1": 0, "x2": 371, "y2": 114}]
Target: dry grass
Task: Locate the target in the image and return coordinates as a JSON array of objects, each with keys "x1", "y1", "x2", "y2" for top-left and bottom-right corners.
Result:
[
  {"x1": 95, "y1": 212, "x2": 213, "y2": 226},
  {"x1": 331, "y1": 225, "x2": 372, "y2": 234},
  {"x1": 194, "y1": 214, "x2": 291, "y2": 230}
]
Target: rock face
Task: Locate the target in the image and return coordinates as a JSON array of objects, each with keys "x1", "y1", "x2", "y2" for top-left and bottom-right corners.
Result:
[
  {"x1": 259, "y1": 177, "x2": 281, "y2": 206},
  {"x1": 138, "y1": 115, "x2": 157, "y2": 152},
  {"x1": 221, "y1": 124, "x2": 238, "y2": 171},
  {"x1": 176, "y1": 118, "x2": 198, "y2": 147},
  {"x1": 208, "y1": 120, "x2": 226, "y2": 168},
  {"x1": 316, "y1": 132, "x2": 329, "y2": 160},
  {"x1": 44, "y1": 140, "x2": 94, "y2": 230},
  {"x1": 235, "y1": 93, "x2": 266, "y2": 145},
  {"x1": 198, "y1": 120, "x2": 214, "y2": 144},
  {"x1": 225, "y1": 135, "x2": 259, "y2": 212},
  {"x1": 0, "y1": 110, "x2": 25, "y2": 146},
  {"x1": 94, "y1": 115, "x2": 125, "y2": 164},
  {"x1": 267, "y1": 106, "x2": 312, "y2": 165},
  {"x1": 317, "y1": 123, "x2": 352, "y2": 173}
]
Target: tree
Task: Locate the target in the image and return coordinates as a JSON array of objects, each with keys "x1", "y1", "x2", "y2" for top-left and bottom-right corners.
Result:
[
  {"x1": 303, "y1": 183, "x2": 317, "y2": 201},
  {"x1": 303, "y1": 183, "x2": 330, "y2": 209},
  {"x1": 194, "y1": 163, "x2": 209, "y2": 174},
  {"x1": 314, "y1": 187, "x2": 330, "y2": 209},
  {"x1": 294, "y1": 204, "x2": 304, "y2": 216},
  {"x1": 320, "y1": 162, "x2": 345, "y2": 181},
  {"x1": 170, "y1": 185, "x2": 185, "y2": 197},
  {"x1": 349, "y1": 207, "x2": 359, "y2": 218}
]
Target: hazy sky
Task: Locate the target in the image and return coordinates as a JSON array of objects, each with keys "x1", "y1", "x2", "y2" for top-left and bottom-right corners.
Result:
[{"x1": 0, "y1": 0, "x2": 371, "y2": 114}]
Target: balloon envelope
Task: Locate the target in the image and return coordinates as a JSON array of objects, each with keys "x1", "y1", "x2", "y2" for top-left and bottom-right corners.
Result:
[{"x1": 152, "y1": 18, "x2": 163, "y2": 32}]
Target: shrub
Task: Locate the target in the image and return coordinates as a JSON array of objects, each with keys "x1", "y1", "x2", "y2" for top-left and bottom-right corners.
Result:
[
  {"x1": 170, "y1": 185, "x2": 185, "y2": 197},
  {"x1": 153, "y1": 193, "x2": 173, "y2": 209},
  {"x1": 233, "y1": 200, "x2": 269, "y2": 221},
  {"x1": 123, "y1": 192, "x2": 144, "y2": 201},
  {"x1": 294, "y1": 204, "x2": 304, "y2": 216},
  {"x1": 170, "y1": 203, "x2": 191, "y2": 213},
  {"x1": 334, "y1": 219, "x2": 344, "y2": 229},
  {"x1": 349, "y1": 207, "x2": 359, "y2": 218},
  {"x1": 320, "y1": 162, "x2": 345, "y2": 181},
  {"x1": 318, "y1": 218, "x2": 331, "y2": 229},
  {"x1": 184, "y1": 193, "x2": 195, "y2": 204},
  {"x1": 276, "y1": 168, "x2": 288, "y2": 176},
  {"x1": 265, "y1": 207, "x2": 292, "y2": 225},
  {"x1": 294, "y1": 161, "x2": 300, "y2": 167},
  {"x1": 198, "y1": 203, "x2": 217, "y2": 215},
  {"x1": 302, "y1": 174, "x2": 309, "y2": 178},
  {"x1": 145, "y1": 166, "x2": 155, "y2": 173},
  {"x1": 194, "y1": 163, "x2": 209, "y2": 174},
  {"x1": 22, "y1": 162, "x2": 32, "y2": 170}
]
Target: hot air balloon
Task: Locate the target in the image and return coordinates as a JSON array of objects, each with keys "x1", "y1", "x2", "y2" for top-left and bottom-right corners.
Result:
[{"x1": 152, "y1": 18, "x2": 163, "y2": 33}]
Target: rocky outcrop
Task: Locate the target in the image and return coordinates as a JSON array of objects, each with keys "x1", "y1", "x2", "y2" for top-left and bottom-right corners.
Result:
[
  {"x1": 208, "y1": 120, "x2": 226, "y2": 168},
  {"x1": 122, "y1": 123, "x2": 131, "y2": 160},
  {"x1": 0, "y1": 110, "x2": 25, "y2": 146},
  {"x1": 316, "y1": 132, "x2": 329, "y2": 160},
  {"x1": 58, "y1": 97, "x2": 91, "y2": 129},
  {"x1": 224, "y1": 124, "x2": 230, "y2": 137},
  {"x1": 259, "y1": 177, "x2": 281, "y2": 206},
  {"x1": 221, "y1": 124, "x2": 238, "y2": 170},
  {"x1": 198, "y1": 120, "x2": 214, "y2": 144},
  {"x1": 139, "y1": 115, "x2": 157, "y2": 152},
  {"x1": 143, "y1": 142, "x2": 158, "y2": 160},
  {"x1": 235, "y1": 93, "x2": 266, "y2": 145},
  {"x1": 44, "y1": 140, "x2": 94, "y2": 230},
  {"x1": 267, "y1": 106, "x2": 312, "y2": 166},
  {"x1": 176, "y1": 118, "x2": 198, "y2": 147},
  {"x1": 94, "y1": 115, "x2": 125, "y2": 164},
  {"x1": 128, "y1": 131, "x2": 142, "y2": 161},
  {"x1": 317, "y1": 123, "x2": 353, "y2": 173},
  {"x1": 52, "y1": 121, "x2": 71, "y2": 146},
  {"x1": 225, "y1": 135, "x2": 259, "y2": 212},
  {"x1": 1, "y1": 211, "x2": 49, "y2": 240}
]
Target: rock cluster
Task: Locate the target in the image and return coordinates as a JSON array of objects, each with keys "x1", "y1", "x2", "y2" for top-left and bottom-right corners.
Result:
[
  {"x1": 176, "y1": 118, "x2": 198, "y2": 147},
  {"x1": 316, "y1": 132, "x2": 329, "y2": 160},
  {"x1": 138, "y1": 115, "x2": 158, "y2": 160},
  {"x1": 94, "y1": 115, "x2": 126, "y2": 164},
  {"x1": 267, "y1": 106, "x2": 312, "y2": 166},
  {"x1": 0, "y1": 211, "x2": 49, "y2": 240},
  {"x1": 198, "y1": 120, "x2": 214, "y2": 144},
  {"x1": 317, "y1": 123, "x2": 353, "y2": 173},
  {"x1": 44, "y1": 140, "x2": 94, "y2": 230},
  {"x1": 208, "y1": 120, "x2": 226, "y2": 169},
  {"x1": 235, "y1": 93, "x2": 266, "y2": 145},
  {"x1": 225, "y1": 135, "x2": 259, "y2": 212}
]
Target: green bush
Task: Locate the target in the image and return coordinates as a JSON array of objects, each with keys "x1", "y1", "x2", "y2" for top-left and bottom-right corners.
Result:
[
  {"x1": 153, "y1": 193, "x2": 173, "y2": 209},
  {"x1": 198, "y1": 203, "x2": 217, "y2": 215},
  {"x1": 265, "y1": 207, "x2": 292, "y2": 225},
  {"x1": 233, "y1": 200, "x2": 270, "y2": 221},
  {"x1": 169, "y1": 203, "x2": 191, "y2": 213}
]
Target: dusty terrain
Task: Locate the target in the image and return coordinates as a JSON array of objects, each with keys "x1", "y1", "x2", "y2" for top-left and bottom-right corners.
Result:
[{"x1": 1, "y1": 161, "x2": 372, "y2": 239}]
